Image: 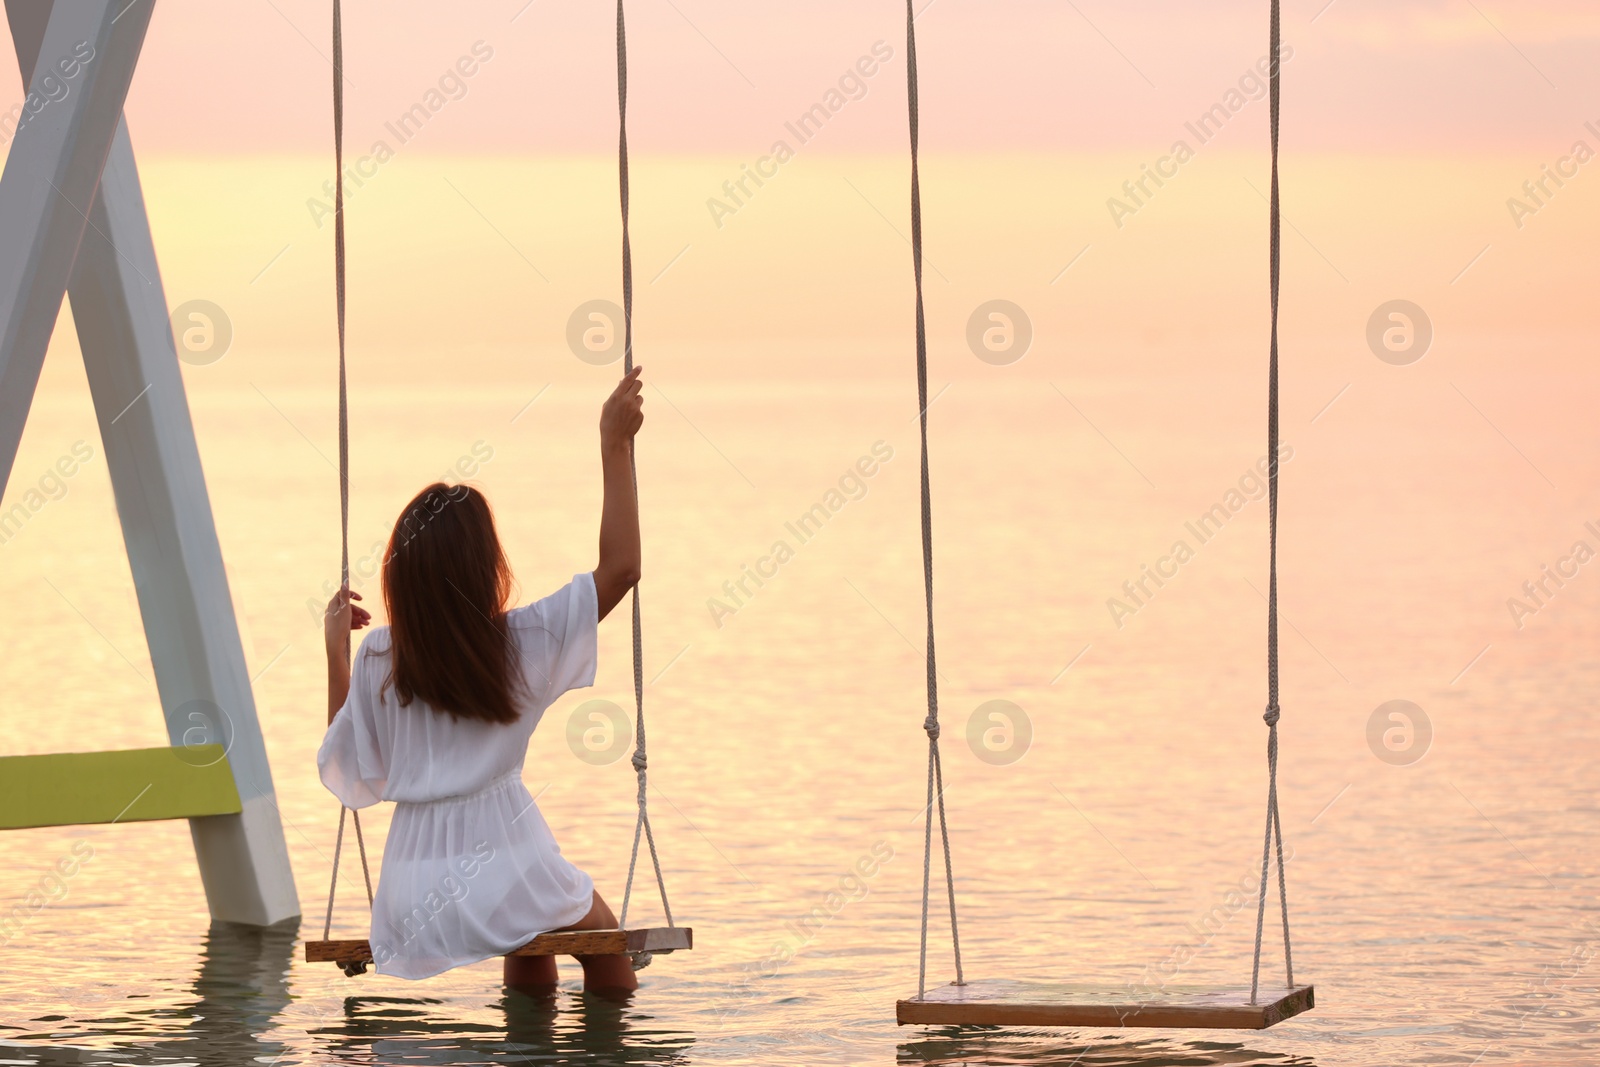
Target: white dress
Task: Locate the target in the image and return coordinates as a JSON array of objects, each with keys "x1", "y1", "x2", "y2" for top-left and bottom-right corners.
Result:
[{"x1": 318, "y1": 572, "x2": 600, "y2": 979}]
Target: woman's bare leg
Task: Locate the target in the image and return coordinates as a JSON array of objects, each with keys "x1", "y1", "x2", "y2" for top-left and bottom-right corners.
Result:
[
  {"x1": 503, "y1": 890, "x2": 637, "y2": 996},
  {"x1": 504, "y1": 951, "x2": 558, "y2": 993},
  {"x1": 562, "y1": 890, "x2": 638, "y2": 996}
]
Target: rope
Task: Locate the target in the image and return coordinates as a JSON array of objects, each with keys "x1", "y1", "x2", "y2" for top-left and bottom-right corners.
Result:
[
  {"x1": 333, "y1": 0, "x2": 347, "y2": 601},
  {"x1": 1250, "y1": 0, "x2": 1295, "y2": 1004},
  {"x1": 322, "y1": 804, "x2": 345, "y2": 940},
  {"x1": 353, "y1": 803, "x2": 374, "y2": 904},
  {"x1": 613, "y1": 0, "x2": 673, "y2": 962},
  {"x1": 320, "y1": 805, "x2": 376, "y2": 941},
  {"x1": 905, "y1": 0, "x2": 963, "y2": 1001},
  {"x1": 321, "y1": 0, "x2": 373, "y2": 954}
]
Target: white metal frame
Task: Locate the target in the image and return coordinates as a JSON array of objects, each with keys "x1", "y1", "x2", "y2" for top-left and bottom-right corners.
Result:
[{"x1": 0, "y1": 0, "x2": 299, "y2": 926}]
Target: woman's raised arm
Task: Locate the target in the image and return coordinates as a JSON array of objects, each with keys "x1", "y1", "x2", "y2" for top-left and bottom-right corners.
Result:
[
  {"x1": 594, "y1": 367, "x2": 644, "y2": 622},
  {"x1": 324, "y1": 589, "x2": 370, "y2": 724}
]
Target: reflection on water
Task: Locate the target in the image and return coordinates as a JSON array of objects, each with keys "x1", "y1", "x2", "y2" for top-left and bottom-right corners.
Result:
[
  {"x1": 176, "y1": 919, "x2": 297, "y2": 1064},
  {"x1": 0, "y1": 920, "x2": 694, "y2": 1066},
  {"x1": 317, "y1": 991, "x2": 693, "y2": 1066},
  {"x1": 898, "y1": 1029, "x2": 1315, "y2": 1067},
  {"x1": 0, "y1": 918, "x2": 297, "y2": 1065}
]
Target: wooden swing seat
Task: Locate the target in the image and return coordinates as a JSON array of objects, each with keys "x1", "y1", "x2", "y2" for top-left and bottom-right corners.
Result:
[
  {"x1": 305, "y1": 926, "x2": 692, "y2": 967},
  {"x1": 897, "y1": 979, "x2": 1314, "y2": 1029}
]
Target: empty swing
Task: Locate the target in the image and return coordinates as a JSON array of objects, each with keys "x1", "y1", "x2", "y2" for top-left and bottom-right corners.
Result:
[
  {"x1": 893, "y1": 0, "x2": 1313, "y2": 1029},
  {"x1": 303, "y1": 0, "x2": 690, "y2": 977}
]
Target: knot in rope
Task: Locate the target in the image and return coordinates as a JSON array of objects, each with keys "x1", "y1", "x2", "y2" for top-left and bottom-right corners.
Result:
[
  {"x1": 923, "y1": 714, "x2": 940, "y2": 741},
  {"x1": 631, "y1": 750, "x2": 648, "y2": 773},
  {"x1": 1263, "y1": 704, "x2": 1281, "y2": 728}
]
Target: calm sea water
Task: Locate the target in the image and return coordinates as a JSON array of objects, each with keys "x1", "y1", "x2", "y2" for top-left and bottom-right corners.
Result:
[{"x1": 1, "y1": 364, "x2": 1596, "y2": 1065}]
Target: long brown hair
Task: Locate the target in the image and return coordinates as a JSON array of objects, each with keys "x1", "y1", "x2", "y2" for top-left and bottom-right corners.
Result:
[{"x1": 380, "y1": 483, "x2": 522, "y2": 724}]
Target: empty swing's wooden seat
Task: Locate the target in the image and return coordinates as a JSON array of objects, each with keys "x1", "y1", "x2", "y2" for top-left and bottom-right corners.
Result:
[
  {"x1": 897, "y1": 980, "x2": 1314, "y2": 1029},
  {"x1": 306, "y1": 926, "x2": 692, "y2": 966}
]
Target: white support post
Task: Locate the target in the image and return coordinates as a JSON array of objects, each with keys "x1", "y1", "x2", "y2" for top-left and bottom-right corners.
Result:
[
  {"x1": 2, "y1": 0, "x2": 300, "y2": 925},
  {"x1": 0, "y1": 0, "x2": 151, "y2": 478}
]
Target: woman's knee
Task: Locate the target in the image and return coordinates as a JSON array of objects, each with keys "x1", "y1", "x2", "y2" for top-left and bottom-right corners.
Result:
[
  {"x1": 565, "y1": 890, "x2": 617, "y2": 932},
  {"x1": 588, "y1": 891, "x2": 618, "y2": 928}
]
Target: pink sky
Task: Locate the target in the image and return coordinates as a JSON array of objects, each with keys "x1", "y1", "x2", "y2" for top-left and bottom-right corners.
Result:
[{"x1": 5, "y1": 0, "x2": 1599, "y2": 158}]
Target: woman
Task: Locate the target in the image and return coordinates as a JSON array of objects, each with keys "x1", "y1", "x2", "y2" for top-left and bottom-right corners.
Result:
[{"x1": 319, "y1": 368, "x2": 645, "y2": 995}]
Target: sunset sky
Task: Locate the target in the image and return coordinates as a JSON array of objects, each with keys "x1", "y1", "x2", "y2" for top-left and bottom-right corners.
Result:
[
  {"x1": 1, "y1": 1, "x2": 1594, "y2": 426},
  {"x1": 5, "y1": 0, "x2": 1598, "y2": 156}
]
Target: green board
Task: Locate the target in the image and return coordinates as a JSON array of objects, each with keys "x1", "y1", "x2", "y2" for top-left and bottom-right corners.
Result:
[{"x1": 0, "y1": 746, "x2": 242, "y2": 829}]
